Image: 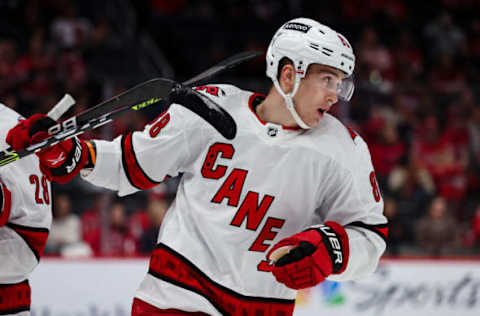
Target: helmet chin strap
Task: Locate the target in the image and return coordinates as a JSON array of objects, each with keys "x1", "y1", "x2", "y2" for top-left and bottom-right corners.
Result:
[{"x1": 272, "y1": 76, "x2": 311, "y2": 129}]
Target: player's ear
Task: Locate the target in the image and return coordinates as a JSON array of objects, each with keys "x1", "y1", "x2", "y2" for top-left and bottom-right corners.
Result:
[{"x1": 278, "y1": 63, "x2": 295, "y2": 94}]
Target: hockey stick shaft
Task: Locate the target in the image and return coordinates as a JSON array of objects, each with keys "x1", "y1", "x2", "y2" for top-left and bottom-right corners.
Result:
[
  {"x1": 56, "y1": 50, "x2": 261, "y2": 130},
  {"x1": 0, "y1": 51, "x2": 260, "y2": 167},
  {"x1": 0, "y1": 79, "x2": 175, "y2": 167}
]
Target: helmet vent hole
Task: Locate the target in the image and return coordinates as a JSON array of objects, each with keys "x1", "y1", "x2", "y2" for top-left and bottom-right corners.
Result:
[
  {"x1": 318, "y1": 29, "x2": 325, "y2": 34},
  {"x1": 309, "y1": 42, "x2": 320, "y2": 51},
  {"x1": 321, "y1": 46, "x2": 333, "y2": 56},
  {"x1": 341, "y1": 62, "x2": 345, "y2": 66}
]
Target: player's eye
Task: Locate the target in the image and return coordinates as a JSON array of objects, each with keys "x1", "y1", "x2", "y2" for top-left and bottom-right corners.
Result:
[
  {"x1": 321, "y1": 75, "x2": 336, "y2": 89},
  {"x1": 322, "y1": 76, "x2": 332, "y2": 83}
]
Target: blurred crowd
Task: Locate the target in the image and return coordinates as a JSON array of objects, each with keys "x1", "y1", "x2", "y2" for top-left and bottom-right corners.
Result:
[{"x1": 1, "y1": 0, "x2": 480, "y2": 257}]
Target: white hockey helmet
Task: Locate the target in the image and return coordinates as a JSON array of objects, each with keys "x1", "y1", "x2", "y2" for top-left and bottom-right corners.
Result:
[{"x1": 266, "y1": 18, "x2": 356, "y2": 129}]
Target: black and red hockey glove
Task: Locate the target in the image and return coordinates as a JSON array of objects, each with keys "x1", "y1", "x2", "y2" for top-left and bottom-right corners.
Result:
[
  {"x1": 6, "y1": 113, "x2": 55, "y2": 150},
  {"x1": 6, "y1": 114, "x2": 91, "y2": 184},
  {"x1": 267, "y1": 221, "x2": 349, "y2": 290},
  {"x1": 36, "y1": 137, "x2": 90, "y2": 184}
]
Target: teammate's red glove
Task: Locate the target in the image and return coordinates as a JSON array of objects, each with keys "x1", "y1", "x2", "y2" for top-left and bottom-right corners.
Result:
[
  {"x1": 6, "y1": 114, "x2": 90, "y2": 184},
  {"x1": 267, "y1": 221, "x2": 349, "y2": 290},
  {"x1": 6, "y1": 114, "x2": 55, "y2": 150}
]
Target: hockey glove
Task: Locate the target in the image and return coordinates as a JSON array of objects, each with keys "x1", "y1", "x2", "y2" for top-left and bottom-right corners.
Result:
[
  {"x1": 0, "y1": 181, "x2": 12, "y2": 226},
  {"x1": 36, "y1": 137, "x2": 90, "y2": 184},
  {"x1": 6, "y1": 114, "x2": 55, "y2": 150},
  {"x1": 267, "y1": 221, "x2": 349, "y2": 290},
  {"x1": 6, "y1": 114, "x2": 91, "y2": 184}
]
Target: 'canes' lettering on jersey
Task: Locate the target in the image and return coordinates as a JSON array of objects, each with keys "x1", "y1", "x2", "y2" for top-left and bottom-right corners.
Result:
[
  {"x1": 201, "y1": 142, "x2": 284, "y2": 271},
  {"x1": 82, "y1": 84, "x2": 387, "y2": 315}
]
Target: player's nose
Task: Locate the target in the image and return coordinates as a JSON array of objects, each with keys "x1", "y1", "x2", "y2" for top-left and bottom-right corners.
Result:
[{"x1": 325, "y1": 90, "x2": 338, "y2": 108}]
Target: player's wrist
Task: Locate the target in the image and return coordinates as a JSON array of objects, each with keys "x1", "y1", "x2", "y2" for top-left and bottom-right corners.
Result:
[
  {"x1": 84, "y1": 141, "x2": 96, "y2": 169},
  {"x1": 307, "y1": 221, "x2": 349, "y2": 274}
]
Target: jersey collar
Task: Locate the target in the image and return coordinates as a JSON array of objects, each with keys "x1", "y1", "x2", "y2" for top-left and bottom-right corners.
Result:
[{"x1": 248, "y1": 93, "x2": 301, "y2": 131}]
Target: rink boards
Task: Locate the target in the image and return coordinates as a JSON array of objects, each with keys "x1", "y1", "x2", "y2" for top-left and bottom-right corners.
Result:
[{"x1": 30, "y1": 258, "x2": 480, "y2": 316}]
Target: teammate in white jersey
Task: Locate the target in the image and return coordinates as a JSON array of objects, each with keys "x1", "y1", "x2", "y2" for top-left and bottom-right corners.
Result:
[
  {"x1": 7, "y1": 18, "x2": 388, "y2": 315},
  {"x1": 1, "y1": 104, "x2": 52, "y2": 315}
]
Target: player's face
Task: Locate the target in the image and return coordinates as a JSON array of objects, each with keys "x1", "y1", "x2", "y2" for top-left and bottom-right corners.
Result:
[{"x1": 293, "y1": 65, "x2": 345, "y2": 127}]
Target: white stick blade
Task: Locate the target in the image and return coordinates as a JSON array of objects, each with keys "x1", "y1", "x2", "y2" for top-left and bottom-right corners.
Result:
[{"x1": 47, "y1": 94, "x2": 76, "y2": 121}]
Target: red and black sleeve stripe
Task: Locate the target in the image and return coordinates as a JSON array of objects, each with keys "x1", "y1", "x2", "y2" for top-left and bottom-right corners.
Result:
[
  {"x1": 347, "y1": 221, "x2": 388, "y2": 244},
  {"x1": 121, "y1": 132, "x2": 161, "y2": 190},
  {"x1": 0, "y1": 182, "x2": 12, "y2": 227},
  {"x1": 6, "y1": 223, "x2": 49, "y2": 261}
]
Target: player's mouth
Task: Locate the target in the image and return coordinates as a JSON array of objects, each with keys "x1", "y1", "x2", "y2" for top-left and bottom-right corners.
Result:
[{"x1": 318, "y1": 108, "x2": 325, "y2": 116}]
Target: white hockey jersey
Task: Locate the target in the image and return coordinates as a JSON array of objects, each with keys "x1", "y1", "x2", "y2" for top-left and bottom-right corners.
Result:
[
  {"x1": 0, "y1": 104, "x2": 52, "y2": 284},
  {"x1": 83, "y1": 85, "x2": 388, "y2": 315}
]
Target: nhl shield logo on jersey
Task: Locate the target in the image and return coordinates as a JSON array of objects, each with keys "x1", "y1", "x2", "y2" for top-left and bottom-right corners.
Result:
[{"x1": 267, "y1": 126, "x2": 278, "y2": 137}]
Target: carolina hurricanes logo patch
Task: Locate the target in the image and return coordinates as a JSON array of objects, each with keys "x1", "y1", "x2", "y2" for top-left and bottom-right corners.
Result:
[{"x1": 47, "y1": 152, "x2": 66, "y2": 166}]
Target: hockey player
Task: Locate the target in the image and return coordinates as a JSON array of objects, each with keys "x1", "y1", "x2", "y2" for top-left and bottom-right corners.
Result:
[
  {"x1": 0, "y1": 104, "x2": 52, "y2": 315},
  {"x1": 7, "y1": 18, "x2": 388, "y2": 315}
]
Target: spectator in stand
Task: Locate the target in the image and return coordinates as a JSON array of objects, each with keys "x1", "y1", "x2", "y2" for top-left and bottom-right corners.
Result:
[
  {"x1": 411, "y1": 114, "x2": 468, "y2": 202},
  {"x1": 468, "y1": 104, "x2": 480, "y2": 166},
  {"x1": 467, "y1": 18, "x2": 480, "y2": 69},
  {"x1": 383, "y1": 197, "x2": 404, "y2": 255},
  {"x1": 387, "y1": 160, "x2": 435, "y2": 246},
  {"x1": 424, "y1": 11, "x2": 467, "y2": 60},
  {"x1": 416, "y1": 196, "x2": 459, "y2": 256},
  {"x1": 369, "y1": 121, "x2": 406, "y2": 189},
  {"x1": 102, "y1": 200, "x2": 137, "y2": 257},
  {"x1": 443, "y1": 95, "x2": 471, "y2": 164},
  {"x1": 15, "y1": 29, "x2": 55, "y2": 102},
  {"x1": 464, "y1": 204, "x2": 480, "y2": 249},
  {"x1": 81, "y1": 194, "x2": 107, "y2": 256},
  {"x1": 50, "y1": 3, "x2": 92, "y2": 50},
  {"x1": 356, "y1": 26, "x2": 396, "y2": 91},
  {"x1": 428, "y1": 53, "x2": 468, "y2": 99},
  {"x1": 45, "y1": 193, "x2": 91, "y2": 257},
  {"x1": 139, "y1": 185, "x2": 170, "y2": 254},
  {"x1": 393, "y1": 30, "x2": 424, "y2": 78},
  {"x1": 0, "y1": 39, "x2": 20, "y2": 95}
]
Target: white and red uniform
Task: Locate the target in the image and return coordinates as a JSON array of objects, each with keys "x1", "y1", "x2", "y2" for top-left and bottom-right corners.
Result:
[
  {"x1": 82, "y1": 85, "x2": 388, "y2": 315},
  {"x1": 0, "y1": 105, "x2": 52, "y2": 316}
]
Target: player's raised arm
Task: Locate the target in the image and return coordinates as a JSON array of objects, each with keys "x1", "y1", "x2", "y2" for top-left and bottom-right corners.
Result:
[
  {"x1": 5, "y1": 100, "x2": 213, "y2": 196},
  {"x1": 80, "y1": 103, "x2": 212, "y2": 196}
]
